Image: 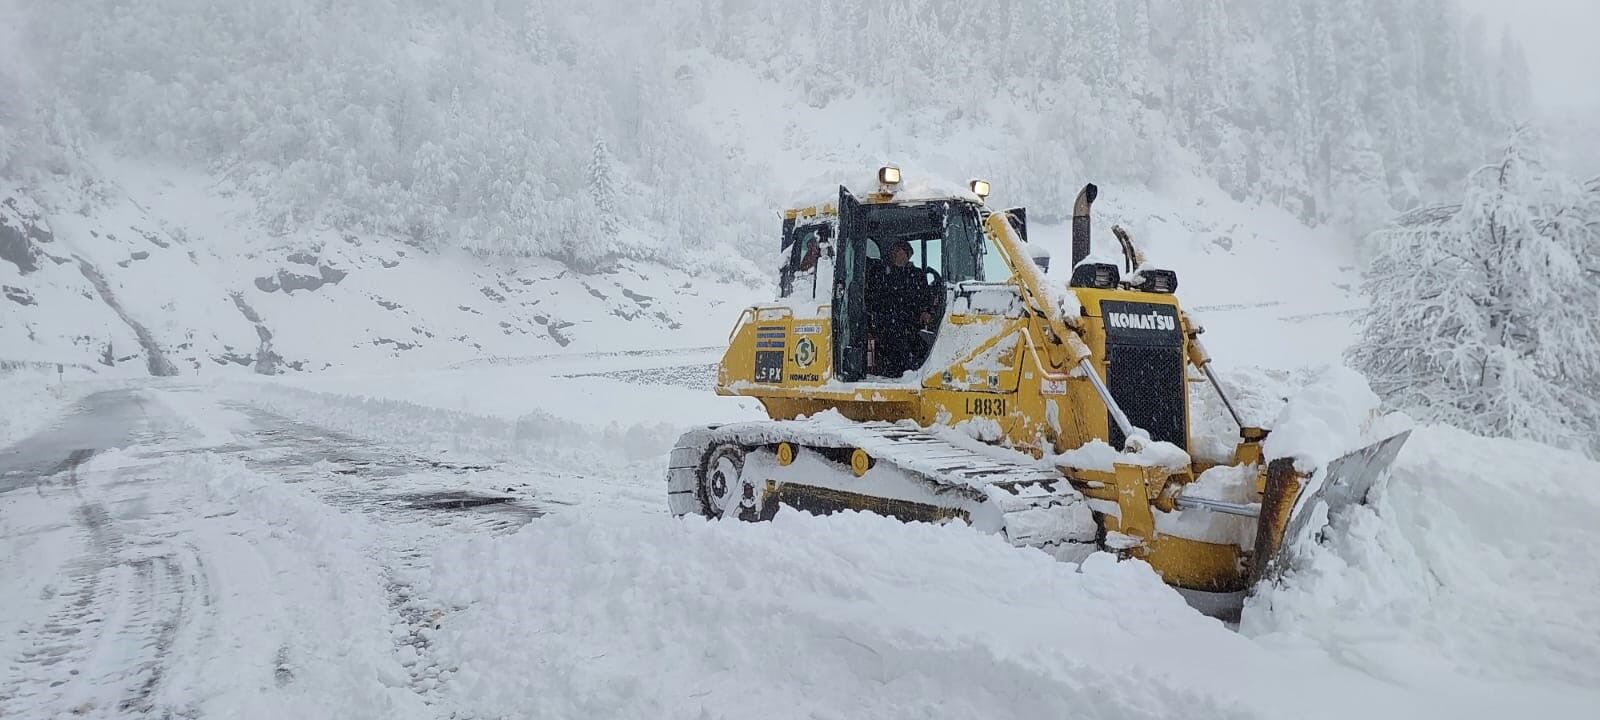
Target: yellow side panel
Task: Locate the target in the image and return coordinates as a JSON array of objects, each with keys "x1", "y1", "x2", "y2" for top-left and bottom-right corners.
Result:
[{"x1": 717, "y1": 306, "x2": 833, "y2": 393}]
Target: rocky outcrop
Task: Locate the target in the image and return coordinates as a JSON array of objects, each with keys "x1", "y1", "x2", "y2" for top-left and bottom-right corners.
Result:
[
  {"x1": 254, "y1": 261, "x2": 348, "y2": 293},
  {"x1": 229, "y1": 292, "x2": 282, "y2": 375},
  {"x1": 75, "y1": 258, "x2": 179, "y2": 376},
  {"x1": 0, "y1": 196, "x2": 54, "y2": 274}
]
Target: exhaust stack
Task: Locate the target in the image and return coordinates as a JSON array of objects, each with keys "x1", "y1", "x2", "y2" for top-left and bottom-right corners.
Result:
[{"x1": 1072, "y1": 183, "x2": 1098, "y2": 266}]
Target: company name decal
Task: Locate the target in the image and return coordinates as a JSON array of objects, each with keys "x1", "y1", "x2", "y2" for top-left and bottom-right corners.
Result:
[{"x1": 1106, "y1": 311, "x2": 1177, "y2": 332}]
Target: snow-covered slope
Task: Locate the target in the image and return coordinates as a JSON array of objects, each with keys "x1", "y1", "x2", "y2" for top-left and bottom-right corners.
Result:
[
  {"x1": 2, "y1": 163, "x2": 759, "y2": 374},
  {"x1": 0, "y1": 0, "x2": 1522, "y2": 374},
  {"x1": 3, "y1": 154, "x2": 1362, "y2": 377}
]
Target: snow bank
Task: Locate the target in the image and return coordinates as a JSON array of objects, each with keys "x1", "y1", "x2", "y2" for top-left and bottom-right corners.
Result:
[
  {"x1": 0, "y1": 369, "x2": 90, "y2": 447},
  {"x1": 426, "y1": 510, "x2": 1246, "y2": 719},
  {"x1": 421, "y1": 506, "x2": 1590, "y2": 719},
  {"x1": 1244, "y1": 425, "x2": 1600, "y2": 689}
]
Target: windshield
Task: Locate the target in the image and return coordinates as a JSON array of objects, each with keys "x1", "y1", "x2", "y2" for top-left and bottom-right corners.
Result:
[{"x1": 856, "y1": 200, "x2": 987, "y2": 283}]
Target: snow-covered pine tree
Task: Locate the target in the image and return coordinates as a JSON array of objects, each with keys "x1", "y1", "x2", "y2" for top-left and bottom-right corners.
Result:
[
  {"x1": 588, "y1": 135, "x2": 620, "y2": 242},
  {"x1": 1350, "y1": 126, "x2": 1600, "y2": 457}
]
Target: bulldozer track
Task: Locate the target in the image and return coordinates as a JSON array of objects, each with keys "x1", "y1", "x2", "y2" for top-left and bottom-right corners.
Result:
[
  {"x1": 672, "y1": 418, "x2": 1061, "y2": 494},
  {"x1": 669, "y1": 417, "x2": 1096, "y2": 551},
  {"x1": 843, "y1": 425, "x2": 1064, "y2": 486}
]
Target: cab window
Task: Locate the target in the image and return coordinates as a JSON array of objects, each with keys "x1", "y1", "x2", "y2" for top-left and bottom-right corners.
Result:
[
  {"x1": 981, "y1": 225, "x2": 1012, "y2": 283},
  {"x1": 779, "y1": 222, "x2": 833, "y2": 300},
  {"x1": 943, "y1": 206, "x2": 980, "y2": 283}
]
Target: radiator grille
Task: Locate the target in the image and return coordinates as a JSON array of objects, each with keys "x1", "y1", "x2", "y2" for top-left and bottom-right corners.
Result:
[{"x1": 1106, "y1": 343, "x2": 1187, "y2": 450}]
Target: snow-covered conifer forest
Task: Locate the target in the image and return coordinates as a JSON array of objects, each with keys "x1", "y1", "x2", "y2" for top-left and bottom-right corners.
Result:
[
  {"x1": 0, "y1": 1, "x2": 1538, "y2": 264},
  {"x1": 3, "y1": 1, "x2": 1599, "y2": 718}
]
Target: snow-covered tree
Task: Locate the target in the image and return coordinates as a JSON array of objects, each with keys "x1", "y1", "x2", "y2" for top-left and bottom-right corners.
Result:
[
  {"x1": 1350, "y1": 126, "x2": 1600, "y2": 457},
  {"x1": 588, "y1": 136, "x2": 620, "y2": 241}
]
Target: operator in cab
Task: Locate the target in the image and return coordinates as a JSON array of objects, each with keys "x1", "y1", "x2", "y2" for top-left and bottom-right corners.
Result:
[{"x1": 868, "y1": 239, "x2": 936, "y2": 378}]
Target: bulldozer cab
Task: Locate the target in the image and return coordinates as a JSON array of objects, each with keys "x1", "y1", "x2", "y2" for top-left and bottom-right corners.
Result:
[{"x1": 833, "y1": 187, "x2": 1009, "y2": 381}]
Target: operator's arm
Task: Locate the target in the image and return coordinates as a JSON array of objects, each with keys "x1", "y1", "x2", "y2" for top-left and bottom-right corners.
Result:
[{"x1": 919, "y1": 274, "x2": 936, "y2": 327}]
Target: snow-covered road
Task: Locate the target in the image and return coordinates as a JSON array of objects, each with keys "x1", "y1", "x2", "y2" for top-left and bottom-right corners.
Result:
[
  {"x1": 3, "y1": 373, "x2": 1598, "y2": 719},
  {"x1": 0, "y1": 387, "x2": 544, "y2": 718}
]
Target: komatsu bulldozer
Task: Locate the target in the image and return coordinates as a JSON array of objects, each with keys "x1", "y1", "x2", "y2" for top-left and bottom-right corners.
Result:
[{"x1": 667, "y1": 167, "x2": 1406, "y2": 607}]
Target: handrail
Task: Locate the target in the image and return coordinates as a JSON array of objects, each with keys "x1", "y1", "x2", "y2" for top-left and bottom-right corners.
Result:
[
  {"x1": 980, "y1": 212, "x2": 1091, "y2": 371},
  {"x1": 725, "y1": 303, "x2": 830, "y2": 343}
]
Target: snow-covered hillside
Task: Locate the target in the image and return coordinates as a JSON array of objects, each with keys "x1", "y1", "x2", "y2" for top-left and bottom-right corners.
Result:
[
  {"x1": 1, "y1": 168, "x2": 1364, "y2": 375},
  {"x1": 0, "y1": 0, "x2": 1527, "y2": 371},
  {"x1": 2, "y1": 163, "x2": 756, "y2": 373}
]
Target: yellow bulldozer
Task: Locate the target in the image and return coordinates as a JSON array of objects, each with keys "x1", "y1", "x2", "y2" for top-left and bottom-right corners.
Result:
[{"x1": 667, "y1": 167, "x2": 1407, "y2": 608}]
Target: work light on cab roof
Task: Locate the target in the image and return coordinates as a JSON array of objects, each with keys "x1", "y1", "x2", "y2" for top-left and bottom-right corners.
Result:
[{"x1": 877, "y1": 165, "x2": 901, "y2": 193}]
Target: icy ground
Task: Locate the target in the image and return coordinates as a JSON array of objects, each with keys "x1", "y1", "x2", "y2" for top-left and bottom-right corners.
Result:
[{"x1": 3, "y1": 345, "x2": 1598, "y2": 718}]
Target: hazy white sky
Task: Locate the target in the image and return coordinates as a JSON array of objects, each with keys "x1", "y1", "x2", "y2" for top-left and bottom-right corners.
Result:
[{"x1": 1457, "y1": 0, "x2": 1600, "y2": 113}]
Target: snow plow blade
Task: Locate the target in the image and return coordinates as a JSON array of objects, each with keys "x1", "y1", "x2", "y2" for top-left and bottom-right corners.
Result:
[{"x1": 1250, "y1": 430, "x2": 1412, "y2": 588}]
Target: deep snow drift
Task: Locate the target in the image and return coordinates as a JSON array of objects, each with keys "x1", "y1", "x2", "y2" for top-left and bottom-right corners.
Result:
[
  {"x1": 0, "y1": 365, "x2": 91, "y2": 447},
  {"x1": 420, "y1": 441, "x2": 1599, "y2": 719},
  {"x1": 1247, "y1": 425, "x2": 1600, "y2": 690}
]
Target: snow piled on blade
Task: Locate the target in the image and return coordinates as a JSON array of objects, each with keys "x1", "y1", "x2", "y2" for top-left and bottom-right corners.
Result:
[
  {"x1": 1243, "y1": 425, "x2": 1600, "y2": 689},
  {"x1": 1187, "y1": 365, "x2": 1300, "y2": 464},
  {"x1": 1261, "y1": 365, "x2": 1388, "y2": 473}
]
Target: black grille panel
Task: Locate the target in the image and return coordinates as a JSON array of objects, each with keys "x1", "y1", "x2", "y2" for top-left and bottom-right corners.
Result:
[{"x1": 1106, "y1": 343, "x2": 1187, "y2": 450}]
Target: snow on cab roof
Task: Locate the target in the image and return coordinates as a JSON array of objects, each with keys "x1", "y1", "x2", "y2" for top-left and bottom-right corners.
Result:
[{"x1": 781, "y1": 167, "x2": 987, "y2": 213}]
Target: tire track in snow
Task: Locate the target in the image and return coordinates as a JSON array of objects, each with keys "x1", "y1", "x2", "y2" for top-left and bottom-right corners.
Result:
[
  {"x1": 5, "y1": 388, "x2": 552, "y2": 717},
  {"x1": 211, "y1": 402, "x2": 545, "y2": 711},
  {"x1": 0, "y1": 442, "x2": 204, "y2": 718},
  {"x1": 1, "y1": 450, "x2": 116, "y2": 714}
]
